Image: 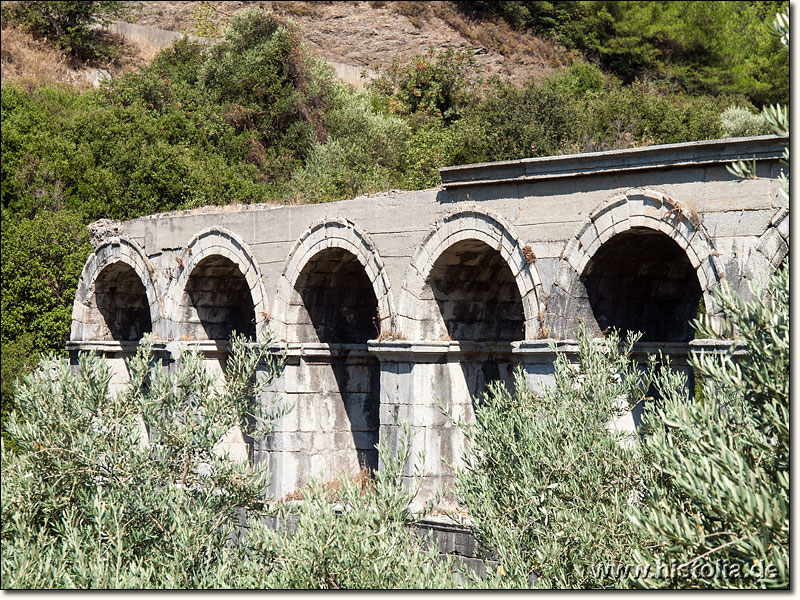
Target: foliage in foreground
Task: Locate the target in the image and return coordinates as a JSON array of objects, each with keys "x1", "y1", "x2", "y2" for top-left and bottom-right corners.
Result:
[
  {"x1": 1, "y1": 332, "x2": 286, "y2": 587},
  {"x1": 453, "y1": 258, "x2": 789, "y2": 589},
  {"x1": 629, "y1": 261, "x2": 789, "y2": 589},
  {"x1": 1, "y1": 330, "x2": 461, "y2": 588},
  {"x1": 239, "y1": 424, "x2": 464, "y2": 589},
  {"x1": 451, "y1": 325, "x2": 656, "y2": 588},
  {"x1": 630, "y1": 14, "x2": 788, "y2": 584}
]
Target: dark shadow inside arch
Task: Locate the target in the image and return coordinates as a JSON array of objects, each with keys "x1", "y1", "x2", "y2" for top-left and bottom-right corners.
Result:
[
  {"x1": 581, "y1": 227, "x2": 702, "y2": 343},
  {"x1": 426, "y1": 239, "x2": 525, "y2": 403},
  {"x1": 293, "y1": 247, "x2": 380, "y2": 343},
  {"x1": 94, "y1": 262, "x2": 152, "y2": 341},
  {"x1": 184, "y1": 255, "x2": 256, "y2": 341},
  {"x1": 292, "y1": 247, "x2": 381, "y2": 472},
  {"x1": 428, "y1": 239, "x2": 525, "y2": 342}
]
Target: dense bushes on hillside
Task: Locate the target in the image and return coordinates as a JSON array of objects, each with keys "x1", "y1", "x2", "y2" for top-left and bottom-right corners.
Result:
[
  {"x1": 457, "y1": 1, "x2": 789, "y2": 107},
  {"x1": 2, "y1": 0, "x2": 127, "y2": 60},
  {"x1": 0, "y1": 4, "x2": 782, "y2": 435}
]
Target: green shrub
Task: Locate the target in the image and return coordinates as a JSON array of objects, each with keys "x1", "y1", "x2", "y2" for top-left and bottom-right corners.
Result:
[
  {"x1": 289, "y1": 91, "x2": 411, "y2": 202},
  {"x1": 0, "y1": 209, "x2": 91, "y2": 443},
  {"x1": 720, "y1": 105, "x2": 771, "y2": 138},
  {"x1": 199, "y1": 9, "x2": 337, "y2": 169},
  {"x1": 461, "y1": 75, "x2": 580, "y2": 160},
  {"x1": 400, "y1": 116, "x2": 489, "y2": 188},
  {"x1": 629, "y1": 262, "x2": 788, "y2": 588},
  {"x1": 1, "y1": 333, "x2": 287, "y2": 588},
  {"x1": 1, "y1": 332, "x2": 465, "y2": 588},
  {"x1": 371, "y1": 47, "x2": 479, "y2": 124},
  {"x1": 1, "y1": 81, "x2": 267, "y2": 221},
  {"x1": 459, "y1": 64, "x2": 724, "y2": 161},
  {"x1": 3, "y1": 1, "x2": 127, "y2": 60},
  {"x1": 451, "y1": 325, "x2": 657, "y2": 588}
]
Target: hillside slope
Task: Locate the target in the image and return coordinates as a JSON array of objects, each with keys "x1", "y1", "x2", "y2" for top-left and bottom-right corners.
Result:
[{"x1": 127, "y1": 1, "x2": 569, "y2": 82}]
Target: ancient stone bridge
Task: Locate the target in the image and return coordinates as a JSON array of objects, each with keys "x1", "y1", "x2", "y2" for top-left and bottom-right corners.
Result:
[{"x1": 68, "y1": 136, "x2": 788, "y2": 500}]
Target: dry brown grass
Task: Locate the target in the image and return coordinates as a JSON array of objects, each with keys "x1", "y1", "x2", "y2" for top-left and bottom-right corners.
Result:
[
  {"x1": 282, "y1": 465, "x2": 374, "y2": 503},
  {"x1": 0, "y1": 25, "x2": 91, "y2": 91},
  {"x1": 394, "y1": 1, "x2": 430, "y2": 29},
  {"x1": 431, "y1": 2, "x2": 569, "y2": 67},
  {"x1": 271, "y1": 1, "x2": 321, "y2": 18},
  {"x1": 1, "y1": 24, "x2": 148, "y2": 91}
]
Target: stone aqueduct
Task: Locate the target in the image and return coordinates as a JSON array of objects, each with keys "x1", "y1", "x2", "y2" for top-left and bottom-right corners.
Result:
[{"x1": 69, "y1": 136, "x2": 788, "y2": 500}]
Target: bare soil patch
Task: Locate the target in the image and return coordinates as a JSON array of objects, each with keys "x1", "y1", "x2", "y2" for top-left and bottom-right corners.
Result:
[{"x1": 127, "y1": 1, "x2": 570, "y2": 83}]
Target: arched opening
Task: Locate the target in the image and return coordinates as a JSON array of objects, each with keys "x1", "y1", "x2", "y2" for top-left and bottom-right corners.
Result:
[
  {"x1": 420, "y1": 239, "x2": 525, "y2": 408},
  {"x1": 425, "y1": 239, "x2": 525, "y2": 342},
  {"x1": 91, "y1": 262, "x2": 152, "y2": 341},
  {"x1": 291, "y1": 247, "x2": 380, "y2": 343},
  {"x1": 181, "y1": 255, "x2": 256, "y2": 341},
  {"x1": 581, "y1": 227, "x2": 702, "y2": 342},
  {"x1": 289, "y1": 247, "x2": 381, "y2": 474}
]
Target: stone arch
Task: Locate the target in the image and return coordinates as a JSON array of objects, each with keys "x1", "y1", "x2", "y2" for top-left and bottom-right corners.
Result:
[
  {"x1": 272, "y1": 218, "x2": 394, "y2": 342},
  {"x1": 741, "y1": 207, "x2": 789, "y2": 299},
  {"x1": 398, "y1": 210, "x2": 544, "y2": 340},
  {"x1": 164, "y1": 227, "x2": 269, "y2": 343},
  {"x1": 71, "y1": 236, "x2": 161, "y2": 342},
  {"x1": 547, "y1": 189, "x2": 725, "y2": 341}
]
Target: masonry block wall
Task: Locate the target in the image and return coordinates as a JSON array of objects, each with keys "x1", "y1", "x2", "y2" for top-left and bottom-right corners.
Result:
[{"x1": 68, "y1": 136, "x2": 789, "y2": 500}]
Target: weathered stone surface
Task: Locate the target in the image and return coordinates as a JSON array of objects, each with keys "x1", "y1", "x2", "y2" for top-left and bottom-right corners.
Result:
[{"x1": 70, "y1": 137, "x2": 786, "y2": 499}]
